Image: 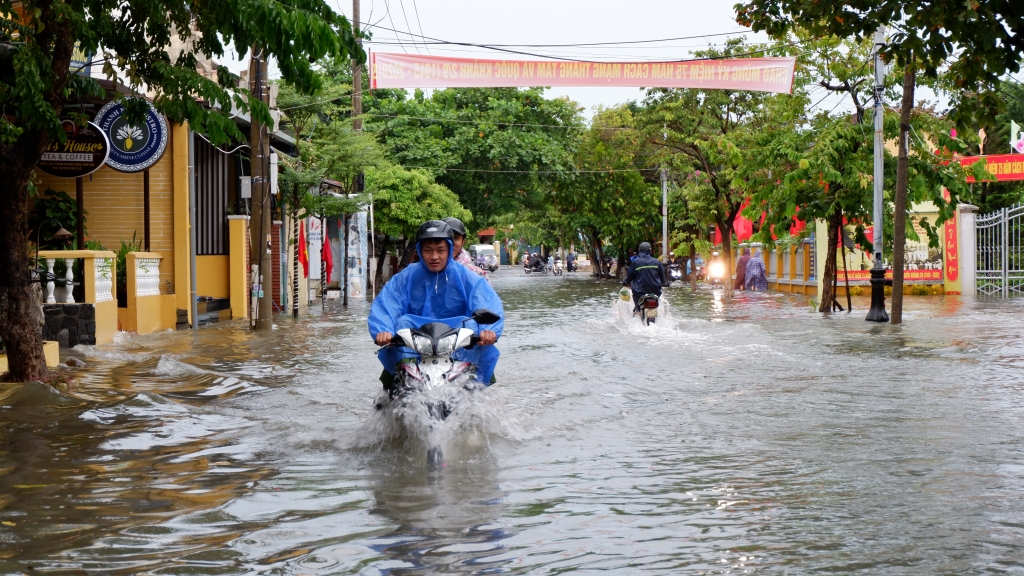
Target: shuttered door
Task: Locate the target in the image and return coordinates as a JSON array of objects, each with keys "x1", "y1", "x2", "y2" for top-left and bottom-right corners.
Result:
[{"x1": 195, "y1": 136, "x2": 229, "y2": 255}]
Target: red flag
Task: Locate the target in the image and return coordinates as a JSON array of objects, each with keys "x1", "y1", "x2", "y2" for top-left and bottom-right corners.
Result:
[
  {"x1": 298, "y1": 223, "x2": 309, "y2": 278},
  {"x1": 322, "y1": 233, "x2": 333, "y2": 284}
]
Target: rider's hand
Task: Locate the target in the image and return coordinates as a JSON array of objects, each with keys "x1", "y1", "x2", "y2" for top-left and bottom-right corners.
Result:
[
  {"x1": 478, "y1": 330, "x2": 497, "y2": 346},
  {"x1": 374, "y1": 332, "x2": 392, "y2": 346}
]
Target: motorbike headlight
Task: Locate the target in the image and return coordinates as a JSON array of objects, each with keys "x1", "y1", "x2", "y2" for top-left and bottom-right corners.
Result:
[
  {"x1": 434, "y1": 333, "x2": 458, "y2": 356},
  {"x1": 412, "y1": 335, "x2": 434, "y2": 356},
  {"x1": 709, "y1": 262, "x2": 725, "y2": 278}
]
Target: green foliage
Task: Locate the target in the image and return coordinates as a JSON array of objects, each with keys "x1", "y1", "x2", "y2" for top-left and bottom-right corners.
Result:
[
  {"x1": 366, "y1": 164, "x2": 470, "y2": 240},
  {"x1": 553, "y1": 105, "x2": 660, "y2": 254},
  {"x1": 366, "y1": 87, "x2": 585, "y2": 226},
  {"x1": 29, "y1": 189, "x2": 83, "y2": 249},
  {"x1": 735, "y1": 0, "x2": 1024, "y2": 128},
  {"x1": 640, "y1": 39, "x2": 803, "y2": 271},
  {"x1": 1, "y1": 0, "x2": 365, "y2": 147},
  {"x1": 115, "y1": 232, "x2": 141, "y2": 299}
]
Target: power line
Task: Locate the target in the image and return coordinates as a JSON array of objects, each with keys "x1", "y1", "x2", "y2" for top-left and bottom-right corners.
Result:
[
  {"x1": 395, "y1": 0, "x2": 421, "y2": 55},
  {"x1": 365, "y1": 112, "x2": 629, "y2": 130},
  {"x1": 409, "y1": 0, "x2": 429, "y2": 55},
  {"x1": 359, "y1": 20, "x2": 796, "y2": 63},
  {"x1": 399, "y1": 165, "x2": 657, "y2": 174},
  {"x1": 365, "y1": 29, "x2": 754, "y2": 48},
  {"x1": 381, "y1": 0, "x2": 407, "y2": 54}
]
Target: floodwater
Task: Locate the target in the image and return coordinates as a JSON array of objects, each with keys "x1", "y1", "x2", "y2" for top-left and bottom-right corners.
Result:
[{"x1": 3, "y1": 269, "x2": 1024, "y2": 574}]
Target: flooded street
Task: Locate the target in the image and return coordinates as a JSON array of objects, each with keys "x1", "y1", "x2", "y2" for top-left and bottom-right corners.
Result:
[{"x1": 3, "y1": 268, "x2": 1024, "y2": 574}]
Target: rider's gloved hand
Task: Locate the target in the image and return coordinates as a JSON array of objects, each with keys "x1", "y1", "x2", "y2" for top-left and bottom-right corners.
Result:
[
  {"x1": 478, "y1": 330, "x2": 497, "y2": 346},
  {"x1": 374, "y1": 332, "x2": 392, "y2": 346}
]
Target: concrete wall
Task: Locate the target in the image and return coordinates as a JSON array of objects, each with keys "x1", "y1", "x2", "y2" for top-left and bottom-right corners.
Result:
[{"x1": 197, "y1": 256, "x2": 230, "y2": 299}]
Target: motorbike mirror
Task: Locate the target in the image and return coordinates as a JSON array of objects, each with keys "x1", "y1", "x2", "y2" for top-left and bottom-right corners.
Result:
[{"x1": 471, "y1": 309, "x2": 500, "y2": 325}]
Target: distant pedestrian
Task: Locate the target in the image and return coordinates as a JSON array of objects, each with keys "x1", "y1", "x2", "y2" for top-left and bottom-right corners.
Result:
[
  {"x1": 745, "y1": 249, "x2": 768, "y2": 291},
  {"x1": 734, "y1": 247, "x2": 751, "y2": 290}
]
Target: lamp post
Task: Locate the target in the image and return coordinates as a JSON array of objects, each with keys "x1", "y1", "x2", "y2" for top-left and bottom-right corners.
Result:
[
  {"x1": 866, "y1": 26, "x2": 890, "y2": 323},
  {"x1": 32, "y1": 219, "x2": 74, "y2": 281}
]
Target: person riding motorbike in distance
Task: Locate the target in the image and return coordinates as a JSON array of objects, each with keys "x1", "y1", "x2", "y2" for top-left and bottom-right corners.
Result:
[
  {"x1": 369, "y1": 220, "x2": 504, "y2": 386},
  {"x1": 622, "y1": 242, "x2": 666, "y2": 314},
  {"x1": 443, "y1": 216, "x2": 490, "y2": 282}
]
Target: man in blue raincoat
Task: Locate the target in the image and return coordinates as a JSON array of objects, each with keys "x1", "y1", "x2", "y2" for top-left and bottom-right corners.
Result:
[
  {"x1": 369, "y1": 220, "x2": 504, "y2": 386},
  {"x1": 623, "y1": 241, "x2": 666, "y2": 314}
]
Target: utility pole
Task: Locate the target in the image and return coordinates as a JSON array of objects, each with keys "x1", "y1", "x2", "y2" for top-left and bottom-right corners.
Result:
[
  {"x1": 347, "y1": 0, "x2": 364, "y2": 306},
  {"x1": 661, "y1": 125, "x2": 668, "y2": 262},
  {"x1": 249, "y1": 46, "x2": 273, "y2": 330},
  {"x1": 866, "y1": 26, "x2": 889, "y2": 322}
]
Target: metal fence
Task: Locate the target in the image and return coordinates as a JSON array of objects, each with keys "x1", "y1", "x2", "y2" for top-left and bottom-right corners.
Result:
[{"x1": 976, "y1": 204, "x2": 1024, "y2": 297}]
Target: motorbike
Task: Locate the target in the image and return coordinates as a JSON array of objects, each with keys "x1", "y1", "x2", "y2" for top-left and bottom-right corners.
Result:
[
  {"x1": 638, "y1": 294, "x2": 660, "y2": 326},
  {"x1": 707, "y1": 259, "x2": 726, "y2": 286},
  {"x1": 566, "y1": 259, "x2": 578, "y2": 272},
  {"x1": 476, "y1": 254, "x2": 499, "y2": 272},
  {"x1": 553, "y1": 258, "x2": 564, "y2": 275},
  {"x1": 524, "y1": 258, "x2": 548, "y2": 275},
  {"x1": 669, "y1": 263, "x2": 682, "y2": 282},
  {"x1": 381, "y1": 309, "x2": 501, "y2": 467}
]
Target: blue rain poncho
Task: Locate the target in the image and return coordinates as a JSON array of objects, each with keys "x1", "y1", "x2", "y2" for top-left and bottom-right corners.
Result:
[{"x1": 368, "y1": 238, "x2": 504, "y2": 384}]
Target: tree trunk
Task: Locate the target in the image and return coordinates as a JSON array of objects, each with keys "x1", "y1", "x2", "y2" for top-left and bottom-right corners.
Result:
[
  {"x1": 615, "y1": 245, "x2": 626, "y2": 279},
  {"x1": 890, "y1": 62, "x2": 916, "y2": 324},
  {"x1": 0, "y1": 148, "x2": 51, "y2": 382},
  {"x1": 399, "y1": 238, "x2": 415, "y2": 269},
  {"x1": 717, "y1": 218, "x2": 736, "y2": 298},
  {"x1": 342, "y1": 214, "x2": 349, "y2": 308},
  {"x1": 373, "y1": 240, "x2": 388, "y2": 297},
  {"x1": 689, "y1": 243, "x2": 697, "y2": 292},
  {"x1": 818, "y1": 208, "x2": 843, "y2": 313}
]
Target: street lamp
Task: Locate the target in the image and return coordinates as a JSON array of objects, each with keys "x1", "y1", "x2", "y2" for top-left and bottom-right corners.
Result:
[{"x1": 32, "y1": 219, "x2": 74, "y2": 281}]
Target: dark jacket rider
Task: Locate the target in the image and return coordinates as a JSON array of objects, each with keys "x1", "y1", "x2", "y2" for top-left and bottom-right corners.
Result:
[{"x1": 622, "y1": 242, "x2": 666, "y2": 311}]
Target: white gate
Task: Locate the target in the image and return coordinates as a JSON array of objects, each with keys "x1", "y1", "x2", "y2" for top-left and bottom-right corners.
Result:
[{"x1": 976, "y1": 204, "x2": 1024, "y2": 297}]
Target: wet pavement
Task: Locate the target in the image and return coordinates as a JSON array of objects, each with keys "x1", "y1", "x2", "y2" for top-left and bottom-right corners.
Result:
[{"x1": 2, "y1": 268, "x2": 1024, "y2": 574}]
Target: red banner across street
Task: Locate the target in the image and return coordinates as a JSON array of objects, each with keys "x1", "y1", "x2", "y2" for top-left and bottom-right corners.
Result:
[{"x1": 371, "y1": 53, "x2": 797, "y2": 93}]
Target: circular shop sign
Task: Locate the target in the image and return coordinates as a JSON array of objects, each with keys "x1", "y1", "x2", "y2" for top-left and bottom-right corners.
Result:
[
  {"x1": 94, "y1": 100, "x2": 169, "y2": 172},
  {"x1": 37, "y1": 121, "x2": 110, "y2": 178}
]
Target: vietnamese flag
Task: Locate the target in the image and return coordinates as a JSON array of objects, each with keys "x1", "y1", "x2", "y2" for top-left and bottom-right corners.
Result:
[
  {"x1": 298, "y1": 223, "x2": 309, "y2": 278},
  {"x1": 323, "y1": 233, "x2": 333, "y2": 283}
]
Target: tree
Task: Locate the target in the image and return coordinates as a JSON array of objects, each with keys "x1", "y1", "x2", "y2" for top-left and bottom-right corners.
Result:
[
  {"x1": 0, "y1": 0, "x2": 363, "y2": 381},
  {"x1": 554, "y1": 105, "x2": 660, "y2": 278},
  {"x1": 365, "y1": 163, "x2": 470, "y2": 289},
  {"x1": 641, "y1": 40, "x2": 797, "y2": 296},
  {"x1": 366, "y1": 87, "x2": 585, "y2": 227},
  {"x1": 736, "y1": 0, "x2": 1024, "y2": 321},
  {"x1": 276, "y1": 62, "x2": 352, "y2": 316}
]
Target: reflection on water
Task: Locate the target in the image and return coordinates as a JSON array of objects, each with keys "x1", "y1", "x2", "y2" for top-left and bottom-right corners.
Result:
[{"x1": 3, "y1": 269, "x2": 1024, "y2": 574}]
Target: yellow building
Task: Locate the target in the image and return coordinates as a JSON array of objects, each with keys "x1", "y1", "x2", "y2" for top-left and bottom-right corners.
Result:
[{"x1": 31, "y1": 82, "x2": 302, "y2": 344}]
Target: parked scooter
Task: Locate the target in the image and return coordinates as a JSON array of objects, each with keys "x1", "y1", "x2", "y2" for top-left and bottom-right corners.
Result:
[{"x1": 379, "y1": 309, "x2": 501, "y2": 467}]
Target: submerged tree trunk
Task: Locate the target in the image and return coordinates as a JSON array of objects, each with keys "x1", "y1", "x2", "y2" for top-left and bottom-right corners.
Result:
[
  {"x1": 818, "y1": 208, "x2": 843, "y2": 313},
  {"x1": 342, "y1": 214, "x2": 349, "y2": 308},
  {"x1": 689, "y1": 243, "x2": 697, "y2": 292},
  {"x1": 615, "y1": 245, "x2": 626, "y2": 280},
  {"x1": 717, "y1": 218, "x2": 736, "y2": 298},
  {"x1": 373, "y1": 240, "x2": 388, "y2": 297},
  {"x1": 890, "y1": 61, "x2": 917, "y2": 325},
  {"x1": 0, "y1": 135, "x2": 51, "y2": 382}
]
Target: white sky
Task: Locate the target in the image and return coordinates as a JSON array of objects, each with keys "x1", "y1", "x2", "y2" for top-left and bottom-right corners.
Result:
[{"x1": 221, "y1": 0, "x2": 864, "y2": 121}]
